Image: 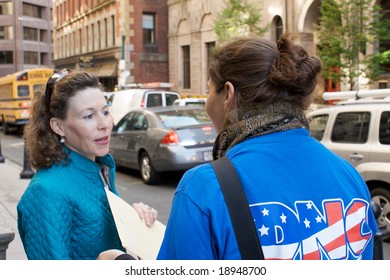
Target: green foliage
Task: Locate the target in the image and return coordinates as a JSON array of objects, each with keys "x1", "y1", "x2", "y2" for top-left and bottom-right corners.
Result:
[
  {"x1": 215, "y1": 0, "x2": 268, "y2": 43},
  {"x1": 318, "y1": 0, "x2": 390, "y2": 90}
]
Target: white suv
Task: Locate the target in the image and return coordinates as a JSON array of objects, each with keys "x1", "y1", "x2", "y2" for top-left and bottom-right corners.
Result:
[{"x1": 308, "y1": 91, "x2": 390, "y2": 232}]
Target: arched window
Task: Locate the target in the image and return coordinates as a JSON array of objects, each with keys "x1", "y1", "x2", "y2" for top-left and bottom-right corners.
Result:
[{"x1": 271, "y1": 16, "x2": 283, "y2": 42}]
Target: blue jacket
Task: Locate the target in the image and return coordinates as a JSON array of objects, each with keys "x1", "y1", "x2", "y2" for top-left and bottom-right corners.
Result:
[
  {"x1": 157, "y1": 129, "x2": 378, "y2": 260},
  {"x1": 17, "y1": 149, "x2": 123, "y2": 260}
]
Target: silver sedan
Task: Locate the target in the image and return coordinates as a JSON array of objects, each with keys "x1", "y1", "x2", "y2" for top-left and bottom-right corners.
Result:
[{"x1": 109, "y1": 105, "x2": 217, "y2": 184}]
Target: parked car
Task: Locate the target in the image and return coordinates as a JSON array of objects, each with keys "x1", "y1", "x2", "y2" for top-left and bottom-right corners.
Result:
[
  {"x1": 307, "y1": 91, "x2": 390, "y2": 233},
  {"x1": 172, "y1": 97, "x2": 206, "y2": 107},
  {"x1": 109, "y1": 105, "x2": 217, "y2": 184},
  {"x1": 108, "y1": 88, "x2": 181, "y2": 125}
]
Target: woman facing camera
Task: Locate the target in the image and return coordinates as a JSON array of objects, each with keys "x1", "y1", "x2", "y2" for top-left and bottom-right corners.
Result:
[{"x1": 17, "y1": 70, "x2": 157, "y2": 260}]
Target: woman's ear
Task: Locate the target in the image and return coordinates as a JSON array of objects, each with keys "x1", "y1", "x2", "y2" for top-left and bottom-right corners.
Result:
[
  {"x1": 224, "y1": 81, "x2": 235, "y2": 110},
  {"x1": 49, "y1": 118, "x2": 65, "y2": 137}
]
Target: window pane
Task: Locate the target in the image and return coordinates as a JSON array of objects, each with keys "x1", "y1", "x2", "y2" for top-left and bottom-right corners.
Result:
[
  {"x1": 33, "y1": 84, "x2": 45, "y2": 95},
  {"x1": 147, "y1": 93, "x2": 162, "y2": 107},
  {"x1": 24, "y1": 51, "x2": 38, "y2": 64},
  {"x1": 0, "y1": 26, "x2": 13, "y2": 39},
  {"x1": 157, "y1": 109, "x2": 211, "y2": 128},
  {"x1": 379, "y1": 111, "x2": 390, "y2": 145},
  {"x1": 309, "y1": 114, "x2": 329, "y2": 141},
  {"x1": 18, "y1": 85, "x2": 29, "y2": 97},
  {"x1": 23, "y1": 27, "x2": 38, "y2": 41},
  {"x1": 331, "y1": 112, "x2": 370, "y2": 143},
  {"x1": 182, "y1": 46, "x2": 191, "y2": 89},
  {"x1": 0, "y1": 51, "x2": 13, "y2": 64},
  {"x1": 23, "y1": 3, "x2": 42, "y2": 18},
  {"x1": 0, "y1": 2, "x2": 13, "y2": 15},
  {"x1": 166, "y1": 94, "x2": 179, "y2": 105},
  {"x1": 142, "y1": 14, "x2": 155, "y2": 44},
  {"x1": 142, "y1": 14, "x2": 154, "y2": 29}
]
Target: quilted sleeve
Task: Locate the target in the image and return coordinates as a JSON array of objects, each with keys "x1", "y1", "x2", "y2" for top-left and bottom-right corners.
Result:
[{"x1": 17, "y1": 182, "x2": 73, "y2": 260}]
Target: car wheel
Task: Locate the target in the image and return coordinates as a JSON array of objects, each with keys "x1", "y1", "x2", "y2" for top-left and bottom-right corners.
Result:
[
  {"x1": 371, "y1": 187, "x2": 390, "y2": 238},
  {"x1": 139, "y1": 152, "x2": 160, "y2": 185},
  {"x1": 2, "y1": 115, "x2": 10, "y2": 135}
]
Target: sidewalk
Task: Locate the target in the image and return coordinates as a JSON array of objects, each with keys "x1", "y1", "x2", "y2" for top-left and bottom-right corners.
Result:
[{"x1": 0, "y1": 159, "x2": 28, "y2": 260}]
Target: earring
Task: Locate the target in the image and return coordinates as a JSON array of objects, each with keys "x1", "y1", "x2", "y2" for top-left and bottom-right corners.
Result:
[{"x1": 60, "y1": 137, "x2": 65, "y2": 144}]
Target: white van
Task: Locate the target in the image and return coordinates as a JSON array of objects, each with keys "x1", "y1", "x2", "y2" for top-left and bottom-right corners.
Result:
[
  {"x1": 172, "y1": 97, "x2": 206, "y2": 107},
  {"x1": 108, "y1": 88, "x2": 181, "y2": 125}
]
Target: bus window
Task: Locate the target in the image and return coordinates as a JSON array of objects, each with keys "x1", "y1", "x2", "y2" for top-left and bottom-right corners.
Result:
[
  {"x1": 33, "y1": 84, "x2": 45, "y2": 95},
  {"x1": 18, "y1": 85, "x2": 29, "y2": 97}
]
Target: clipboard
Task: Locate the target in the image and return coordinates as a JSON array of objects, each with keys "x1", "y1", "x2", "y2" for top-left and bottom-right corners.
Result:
[{"x1": 105, "y1": 189, "x2": 166, "y2": 260}]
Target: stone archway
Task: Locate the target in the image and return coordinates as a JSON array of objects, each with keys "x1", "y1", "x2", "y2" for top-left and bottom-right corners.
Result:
[{"x1": 297, "y1": 0, "x2": 320, "y2": 55}]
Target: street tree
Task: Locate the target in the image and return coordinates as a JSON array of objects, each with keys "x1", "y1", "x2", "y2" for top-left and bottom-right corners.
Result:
[
  {"x1": 215, "y1": 0, "x2": 268, "y2": 43},
  {"x1": 318, "y1": 0, "x2": 390, "y2": 91}
]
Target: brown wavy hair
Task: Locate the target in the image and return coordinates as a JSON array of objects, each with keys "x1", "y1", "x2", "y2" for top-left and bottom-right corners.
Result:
[
  {"x1": 208, "y1": 33, "x2": 322, "y2": 120},
  {"x1": 23, "y1": 70, "x2": 104, "y2": 169}
]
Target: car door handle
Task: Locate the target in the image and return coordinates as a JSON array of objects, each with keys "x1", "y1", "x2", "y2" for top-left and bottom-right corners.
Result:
[{"x1": 350, "y1": 153, "x2": 364, "y2": 162}]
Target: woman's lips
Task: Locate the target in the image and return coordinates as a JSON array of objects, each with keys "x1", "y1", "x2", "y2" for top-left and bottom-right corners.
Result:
[{"x1": 95, "y1": 136, "x2": 110, "y2": 145}]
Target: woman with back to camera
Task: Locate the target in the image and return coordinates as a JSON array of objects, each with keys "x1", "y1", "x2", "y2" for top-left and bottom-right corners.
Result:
[
  {"x1": 99, "y1": 33, "x2": 378, "y2": 260},
  {"x1": 17, "y1": 69, "x2": 157, "y2": 260}
]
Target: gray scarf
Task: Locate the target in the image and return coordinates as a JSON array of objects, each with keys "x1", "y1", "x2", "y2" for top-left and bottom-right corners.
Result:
[{"x1": 212, "y1": 101, "x2": 309, "y2": 160}]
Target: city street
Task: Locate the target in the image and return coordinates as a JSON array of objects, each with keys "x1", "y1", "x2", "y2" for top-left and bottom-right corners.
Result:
[{"x1": 1, "y1": 131, "x2": 389, "y2": 259}]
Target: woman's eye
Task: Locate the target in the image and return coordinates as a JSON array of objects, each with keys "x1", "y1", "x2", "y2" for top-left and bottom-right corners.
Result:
[
  {"x1": 83, "y1": 114, "x2": 93, "y2": 119},
  {"x1": 103, "y1": 110, "x2": 110, "y2": 116}
]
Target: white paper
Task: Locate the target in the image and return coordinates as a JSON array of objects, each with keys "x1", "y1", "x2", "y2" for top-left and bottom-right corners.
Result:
[{"x1": 105, "y1": 189, "x2": 166, "y2": 260}]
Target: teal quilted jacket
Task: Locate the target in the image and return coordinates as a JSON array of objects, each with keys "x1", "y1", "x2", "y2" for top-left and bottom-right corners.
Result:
[{"x1": 17, "y1": 149, "x2": 123, "y2": 259}]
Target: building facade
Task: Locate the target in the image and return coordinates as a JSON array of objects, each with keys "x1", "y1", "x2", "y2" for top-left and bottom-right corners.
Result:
[
  {"x1": 0, "y1": 0, "x2": 53, "y2": 77},
  {"x1": 52, "y1": 0, "x2": 169, "y2": 92},
  {"x1": 168, "y1": 0, "x2": 390, "y2": 97}
]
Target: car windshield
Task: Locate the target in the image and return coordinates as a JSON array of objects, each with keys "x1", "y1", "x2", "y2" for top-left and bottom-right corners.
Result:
[{"x1": 157, "y1": 109, "x2": 211, "y2": 128}]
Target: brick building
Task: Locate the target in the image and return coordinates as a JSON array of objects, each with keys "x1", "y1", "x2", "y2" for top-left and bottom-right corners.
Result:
[{"x1": 52, "y1": 0, "x2": 169, "y2": 92}]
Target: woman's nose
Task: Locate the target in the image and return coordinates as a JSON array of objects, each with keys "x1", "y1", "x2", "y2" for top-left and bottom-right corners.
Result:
[{"x1": 98, "y1": 114, "x2": 112, "y2": 129}]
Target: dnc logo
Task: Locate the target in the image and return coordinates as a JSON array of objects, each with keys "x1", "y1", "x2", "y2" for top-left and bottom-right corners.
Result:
[{"x1": 250, "y1": 199, "x2": 373, "y2": 260}]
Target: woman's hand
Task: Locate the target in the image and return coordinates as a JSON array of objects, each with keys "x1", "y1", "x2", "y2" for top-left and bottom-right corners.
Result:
[
  {"x1": 132, "y1": 202, "x2": 158, "y2": 227},
  {"x1": 97, "y1": 249, "x2": 127, "y2": 260}
]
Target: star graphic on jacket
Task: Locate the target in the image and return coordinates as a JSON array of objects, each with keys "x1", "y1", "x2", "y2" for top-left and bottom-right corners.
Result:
[
  {"x1": 304, "y1": 218, "x2": 311, "y2": 228},
  {"x1": 259, "y1": 225, "x2": 269, "y2": 236},
  {"x1": 280, "y1": 213, "x2": 287, "y2": 223}
]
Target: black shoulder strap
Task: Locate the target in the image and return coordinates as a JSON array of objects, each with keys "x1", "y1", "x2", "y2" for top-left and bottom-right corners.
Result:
[{"x1": 211, "y1": 157, "x2": 265, "y2": 260}]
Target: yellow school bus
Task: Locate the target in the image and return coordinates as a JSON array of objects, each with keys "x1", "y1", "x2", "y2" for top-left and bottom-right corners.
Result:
[{"x1": 0, "y1": 68, "x2": 53, "y2": 134}]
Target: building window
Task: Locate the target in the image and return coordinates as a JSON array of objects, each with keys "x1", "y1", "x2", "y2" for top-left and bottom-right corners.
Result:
[
  {"x1": 111, "y1": 15, "x2": 115, "y2": 46},
  {"x1": 0, "y1": 26, "x2": 13, "y2": 39},
  {"x1": 143, "y1": 13, "x2": 155, "y2": 45},
  {"x1": 79, "y1": 28, "x2": 82, "y2": 54},
  {"x1": 0, "y1": 2, "x2": 12, "y2": 15},
  {"x1": 0, "y1": 51, "x2": 13, "y2": 64},
  {"x1": 24, "y1": 51, "x2": 38, "y2": 64},
  {"x1": 91, "y1": 24, "x2": 94, "y2": 51},
  {"x1": 97, "y1": 21, "x2": 101, "y2": 49},
  {"x1": 182, "y1": 45, "x2": 191, "y2": 89},
  {"x1": 22, "y1": 3, "x2": 42, "y2": 18},
  {"x1": 104, "y1": 18, "x2": 108, "y2": 47},
  {"x1": 23, "y1": 27, "x2": 39, "y2": 41},
  {"x1": 86, "y1": 26, "x2": 89, "y2": 52},
  {"x1": 73, "y1": 31, "x2": 76, "y2": 56}
]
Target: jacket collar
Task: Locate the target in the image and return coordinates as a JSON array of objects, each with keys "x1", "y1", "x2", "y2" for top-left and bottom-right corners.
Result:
[{"x1": 63, "y1": 147, "x2": 115, "y2": 174}]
